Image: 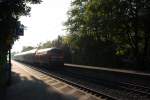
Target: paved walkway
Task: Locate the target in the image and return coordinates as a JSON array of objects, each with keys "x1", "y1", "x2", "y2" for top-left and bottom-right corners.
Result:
[{"x1": 5, "y1": 62, "x2": 77, "y2": 100}]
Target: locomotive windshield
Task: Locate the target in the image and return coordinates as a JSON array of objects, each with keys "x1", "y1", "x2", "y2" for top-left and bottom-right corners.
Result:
[{"x1": 50, "y1": 49, "x2": 63, "y2": 55}]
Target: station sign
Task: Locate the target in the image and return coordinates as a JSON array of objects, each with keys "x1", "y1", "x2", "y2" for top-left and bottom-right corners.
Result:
[{"x1": 13, "y1": 21, "x2": 24, "y2": 36}]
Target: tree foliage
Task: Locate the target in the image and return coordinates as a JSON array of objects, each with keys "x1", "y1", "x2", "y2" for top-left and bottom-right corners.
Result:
[
  {"x1": 21, "y1": 46, "x2": 34, "y2": 52},
  {"x1": 37, "y1": 41, "x2": 52, "y2": 49},
  {"x1": 64, "y1": 0, "x2": 150, "y2": 68}
]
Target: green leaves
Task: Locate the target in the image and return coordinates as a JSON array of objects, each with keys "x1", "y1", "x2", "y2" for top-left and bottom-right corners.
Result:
[
  {"x1": 0, "y1": 0, "x2": 42, "y2": 48},
  {"x1": 22, "y1": 46, "x2": 34, "y2": 52},
  {"x1": 64, "y1": 0, "x2": 150, "y2": 67}
]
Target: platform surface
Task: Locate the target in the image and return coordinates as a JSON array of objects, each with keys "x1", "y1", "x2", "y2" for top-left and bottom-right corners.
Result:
[{"x1": 5, "y1": 61, "x2": 101, "y2": 100}]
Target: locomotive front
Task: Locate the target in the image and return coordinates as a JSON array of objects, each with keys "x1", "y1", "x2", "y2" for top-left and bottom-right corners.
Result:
[
  {"x1": 47, "y1": 48, "x2": 64, "y2": 66},
  {"x1": 35, "y1": 48, "x2": 64, "y2": 66}
]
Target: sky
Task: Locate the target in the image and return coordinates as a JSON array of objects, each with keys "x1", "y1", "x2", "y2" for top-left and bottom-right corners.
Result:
[{"x1": 12, "y1": 0, "x2": 71, "y2": 52}]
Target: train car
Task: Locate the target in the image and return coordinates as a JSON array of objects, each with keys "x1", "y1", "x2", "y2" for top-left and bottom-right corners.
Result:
[
  {"x1": 13, "y1": 49, "x2": 37, "y2": 64},
  {"x1": 14, "y1": 47, "x2": 64, "y2": 67}
]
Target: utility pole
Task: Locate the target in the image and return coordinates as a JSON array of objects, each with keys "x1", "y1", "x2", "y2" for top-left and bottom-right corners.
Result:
[{"x1": 7, "y1": 48, "x2": 11, "y2": 85}]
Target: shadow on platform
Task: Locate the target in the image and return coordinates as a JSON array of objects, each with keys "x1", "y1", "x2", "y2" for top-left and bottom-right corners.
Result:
[{"x1": 4, "y1": 71, "x2": 77, "y2": 100}]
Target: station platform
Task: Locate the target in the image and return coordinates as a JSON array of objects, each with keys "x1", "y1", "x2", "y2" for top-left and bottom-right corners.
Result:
[{"x1": 5, "y1": 61, "x2": 100, "y2": 100}]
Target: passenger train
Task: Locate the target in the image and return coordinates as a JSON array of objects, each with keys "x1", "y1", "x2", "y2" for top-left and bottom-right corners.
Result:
[{"x1": 13, "y1": 47, "x2": 64, "y2": 67}]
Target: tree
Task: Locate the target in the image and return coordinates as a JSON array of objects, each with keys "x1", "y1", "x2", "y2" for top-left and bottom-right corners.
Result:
[
  {"x1": 51, "y1": 35, "x2": 64, "y2": 48},
  {"x1": 0, "y1": 0, "x2": 41, "y2": 93},
  {"x1": 37, "y1": 41, "x2": 52, "y2": 49},
  {"x1": 22, "y1": 46, "x2": 34, "y2": 52},
  {"x1": 64, "y1": 0, "x2": 150, "y2": 68}
]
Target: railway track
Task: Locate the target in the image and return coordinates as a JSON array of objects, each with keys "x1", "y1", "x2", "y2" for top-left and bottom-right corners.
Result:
[
  {"x1": 50, "y1": 68, "x2": 150, "y2": 100},
  {"x1": 57, "y1": 67, "x2": 150, "y2": 99},
  {"x1": 116, "y1": 81, "x2": 150, "y2": 96},
  {"x1": 14, "y1": 61, "x2": 150, "y2": 100}
]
